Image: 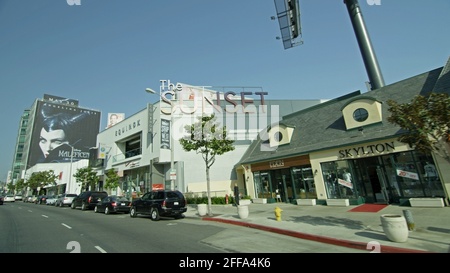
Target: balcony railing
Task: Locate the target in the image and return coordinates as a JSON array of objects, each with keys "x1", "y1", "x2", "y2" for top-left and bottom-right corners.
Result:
[{"x1": 112, "y1": 147, "x2": 142, "y2": 163}]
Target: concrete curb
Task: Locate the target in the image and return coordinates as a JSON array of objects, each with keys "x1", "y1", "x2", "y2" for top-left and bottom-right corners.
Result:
[{"x1": 199, "y1": 216, "x2": 433, "y2": 253}]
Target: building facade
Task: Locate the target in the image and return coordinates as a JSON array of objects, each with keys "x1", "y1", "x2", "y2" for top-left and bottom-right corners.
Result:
[
  {"x1": 9, "y1": 109, "x2": 30, "y2": 184},
  {"x1": 11, "y1": 94, "x2": 101, "y2": 195},
  {"x1": 93, "y1": 84, "x2": 324, "y2": 199},
  {"x1": 238, "y1": 57, "x2": 450, "y2": 206}
]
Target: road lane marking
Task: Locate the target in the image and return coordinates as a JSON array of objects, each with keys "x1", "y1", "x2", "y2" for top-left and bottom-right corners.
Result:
[
  {"x1": 62, "y1": 223, "x2": 72, "y2": 229},
  {"x1": 95, "y1": 246, "x2": 107, "y2": 253}
]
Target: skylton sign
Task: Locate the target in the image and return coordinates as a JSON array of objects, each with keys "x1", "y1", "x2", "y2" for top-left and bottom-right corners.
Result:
[{"x1": 338, "y1": 141, "x2": 395, "y2": 159}]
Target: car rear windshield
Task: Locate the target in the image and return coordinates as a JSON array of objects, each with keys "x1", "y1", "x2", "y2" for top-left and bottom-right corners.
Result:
[
  {"x1": 167, "y1": 191, "x2": 183, "y2": 199},
  {"x1": 93, "y1": 193, "x2": 108, "y2": 198}
]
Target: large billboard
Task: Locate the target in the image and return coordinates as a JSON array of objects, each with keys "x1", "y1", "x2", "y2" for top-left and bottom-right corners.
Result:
[
  {"x1": 28, "y1": 101, "x2": 101, "y2": 166},
  {"x1": 106, "y1": 113, "x2": 125, "y2": 129}
]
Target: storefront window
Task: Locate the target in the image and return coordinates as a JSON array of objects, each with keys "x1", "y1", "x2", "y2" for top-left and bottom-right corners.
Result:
[
  {"x1": 292, "y1": 166, "x2": 316, "y2": 199},
  {"x1": 417, "y1": 155, "x2": 445, "y2": 197},
  {"x1": 253, "y1": 172, "x2": 272, "y2": 199},
  {"x1": 391, "y1": 152, "x2": 422, "y2": 197},
  {"x1": 391, "y1": 151, "x2": 445, "y2": 198},
  {"x1": 321, "y1": 161, "x2": 358, "y2": 199}
]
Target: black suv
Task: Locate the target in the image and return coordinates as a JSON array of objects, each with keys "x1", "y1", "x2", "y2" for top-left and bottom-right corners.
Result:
[
  {"x1": 130, "y1": 190, "x2": 187, "y2": 221},
  {"x1": 71, "y1": 191, "x2": 108, "y2": 211}
]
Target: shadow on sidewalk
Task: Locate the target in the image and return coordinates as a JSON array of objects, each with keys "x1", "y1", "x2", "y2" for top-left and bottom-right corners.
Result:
[{"x1": 287, "y1": 215, "x2": 365, "y2": 230}]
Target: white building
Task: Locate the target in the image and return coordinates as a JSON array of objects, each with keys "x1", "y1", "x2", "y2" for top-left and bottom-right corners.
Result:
[
  {"x1": 24, "y1": 159, "x2": 89, "y2": 196},
  {"x1": 94, "y1": 83, "x2": 324, "y2": 199}
]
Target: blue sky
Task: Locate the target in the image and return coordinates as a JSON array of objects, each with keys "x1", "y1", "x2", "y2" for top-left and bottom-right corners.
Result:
[{"x1": 1, "y1": 0, "x2": 450, "y2": 182}]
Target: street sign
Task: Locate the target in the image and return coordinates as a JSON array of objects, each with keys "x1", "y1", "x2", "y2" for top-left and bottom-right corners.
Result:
[{"x1": 170, "y1": 170, "x2": 176, "y2": 180}]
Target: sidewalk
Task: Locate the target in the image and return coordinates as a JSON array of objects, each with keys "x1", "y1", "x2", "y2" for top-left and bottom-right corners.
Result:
[{"x1": 184, "y1": 202, "x2": 450, "y2": 253}]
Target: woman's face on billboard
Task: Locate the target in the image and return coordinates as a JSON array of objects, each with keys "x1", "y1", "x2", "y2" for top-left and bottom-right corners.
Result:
[{"x1": 39, "y1": 128, "x2": 68, "y2": 158}]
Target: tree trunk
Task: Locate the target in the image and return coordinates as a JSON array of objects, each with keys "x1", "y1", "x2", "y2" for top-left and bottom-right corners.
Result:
[{"x1": 206, "y1": 166, "x2": 213, "y2": 216}]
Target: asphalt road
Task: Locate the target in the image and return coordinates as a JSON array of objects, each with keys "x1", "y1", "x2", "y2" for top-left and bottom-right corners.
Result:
[{"x1": 0, "y1": 201, "x2": 367, "y2": 254}]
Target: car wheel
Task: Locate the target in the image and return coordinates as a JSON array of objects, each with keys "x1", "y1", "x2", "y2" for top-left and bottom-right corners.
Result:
[
  {"x1": 150, "y1": 208, "x2": 160, "y2": 221},
  {"x1": 94, "y1": 206, "x2": 98, "y2": 213},
  {"x1": 81, "y1": 203, "x2": 87, "y2": 211},
  {"x1": 105, "y1": 207, "x2": 110, "y2": 215},
  {"x1": 130, "y1": 207, "x2": 137, "y2": 218},
  {"x1": 71, "y1": 203, "x2": 76, "y2": 209}
]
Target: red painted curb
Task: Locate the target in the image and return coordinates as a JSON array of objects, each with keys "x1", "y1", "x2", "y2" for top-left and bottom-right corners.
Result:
[{"x1": 201, "y1": 217, "x2": 432, "y2": 253}]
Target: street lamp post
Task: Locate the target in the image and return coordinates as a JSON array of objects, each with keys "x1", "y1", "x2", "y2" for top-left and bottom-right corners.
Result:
[
  {"x1": 67, "y1": 145, "x2": 74, "y2": 193},
  {"x1": 145, "y1": 87, "x2": 176, "y2": 190}
]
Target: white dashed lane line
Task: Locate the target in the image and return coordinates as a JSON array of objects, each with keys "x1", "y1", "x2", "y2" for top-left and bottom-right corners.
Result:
[
  {"x1": 61, "y1": 223, "x2": 72, "y2": 229},
  {"x1": 95, "y1": 246, "x2": 107, "y2": 253}
]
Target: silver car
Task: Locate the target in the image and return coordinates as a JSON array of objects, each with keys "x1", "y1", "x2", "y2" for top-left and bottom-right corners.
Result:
[
  {"x1": 55, "y1": 193, "x2": 77, "y2": 207},
  {"x1": 4, "y1": 194, "x2": 15, "y2": 202},
  {"x1": 46, "y1": 195, "x2": 58, "y2": 205}
]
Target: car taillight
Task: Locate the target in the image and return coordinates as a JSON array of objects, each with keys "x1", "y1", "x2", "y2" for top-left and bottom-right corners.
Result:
[
  {"x1": 88, "y1": 196, "x2": 92, "y2": 203},
  {"x1": 162, "y1": 200, "x2": 166, "y2": 208},
  {"x1": 111, "y1": 202, "x2": 117, "y2": 207}
]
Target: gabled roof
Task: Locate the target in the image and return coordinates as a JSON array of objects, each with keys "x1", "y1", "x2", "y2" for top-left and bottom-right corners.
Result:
[{"x1": 238, "y1": 59, "x2": 449, "y2": 165}]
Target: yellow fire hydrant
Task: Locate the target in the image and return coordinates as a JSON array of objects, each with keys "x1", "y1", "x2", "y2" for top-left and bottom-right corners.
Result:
[{"x1": 274, "y1": 206, "x2": 283, "y2": 221}]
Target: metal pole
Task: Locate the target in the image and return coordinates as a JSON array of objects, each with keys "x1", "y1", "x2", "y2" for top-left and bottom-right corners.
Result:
[
  {"x1": 344, "y1": 0, "x2": 385, "y2": 90},
  {"x1": 170, "y1": 109, "x2": 175, "y2": 190},
  {"x1": 403, "y1": 209, "x2": 415, "y2": 231},
  {"x1": 103, "y1": 154, "x2": 107, "y2": 193},
  {"x1": 149, "y1": 159, "x2": 153, "y2": 192},
  {"x1": 68, "y1": 145, "x2": 74, "y2": 193}
]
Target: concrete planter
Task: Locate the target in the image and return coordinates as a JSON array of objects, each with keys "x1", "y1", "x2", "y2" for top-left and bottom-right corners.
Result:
[
  {"x1": 380, "y1": 214, "x2": 409, "y2": 243},
  {"x1": 237, "y1": 205, "x2": 249, "y2": 219},
  {"x1": 296, "y1": 199, "x2": 316, "y2": 206},
  {"x1": 252, "y1": 198, "x2": 267, "y2": 204},
  {"x1": 409, "y1": 198, "x2": 444, "y2": 208},
  {"x1": 197, "y1": 204, "x2": 207, "y2": 216},
  {"x1": 326, "y1": 199, "x2": 349, "y2": 207}
]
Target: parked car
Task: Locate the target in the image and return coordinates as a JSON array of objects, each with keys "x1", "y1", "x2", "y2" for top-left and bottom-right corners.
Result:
[
  {"x1": 14, "y1": 194, "x2": 23, "y2": 201},
  {"x1": 130, "y1": 190, "x2": 187, "y2": 221},
  {"x1": 24, "y1": 195, "x2": 34, "y2": 203},
  {"x1": 94, "y1": 195, "x2": 131, "y2": 215},
  {"x1": 55, "y1": 193, "x2": 78, "y2": 207},
  {"x1": 46, "y1": 195, "x2": 58, "y2": 205},
  {"x1": 29, "y1": 195, "x2": 38, "y2": 203},
  {"x1": 35, "y1": 195, "x2": 49, "y2": 205},
  {"x1": 23, "y1": 195, "x2": 33, "y2": 203},
  {"x1": 4, "y1": 194, "x2": 15, "y2": 202},
  {"x1": 71, "y1": 191, "x2": 108, "y2": 211}
]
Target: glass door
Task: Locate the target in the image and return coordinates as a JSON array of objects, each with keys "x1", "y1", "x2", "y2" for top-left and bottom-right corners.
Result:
[{"x1": 270, "y1": 169, "x2": 293, "y2": 203}]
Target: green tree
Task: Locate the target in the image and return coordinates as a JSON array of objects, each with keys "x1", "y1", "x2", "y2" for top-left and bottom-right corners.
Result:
[
  {"x1": 104, "y1": 169, "x2": 120, "y2": 192},
  {"x1": 6, "y1": 182, "x2": 15, "y2": 193},
  {"x1": 15, "y1": 179, "x2": 26, "y2": 193},
  {"x1": 25, "y1": 170, "x2": 58, "y2": 195},
  {"x1": 26, "y1": 173, "x2": 40, "y2": 193},
  {"x1": 387, "y1": 93, "x2": 450, "y2": 162},
  {"x1": 73, "y1": 166, "x2": 99, "y2": 192},
  {"x1": 179, "y1": 114, "x2": 235, "y2": 216}
]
